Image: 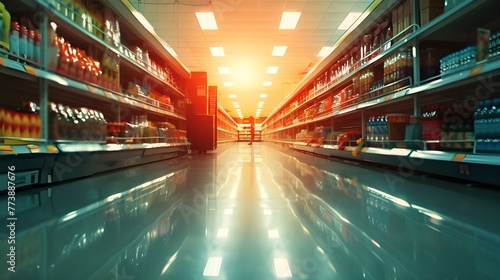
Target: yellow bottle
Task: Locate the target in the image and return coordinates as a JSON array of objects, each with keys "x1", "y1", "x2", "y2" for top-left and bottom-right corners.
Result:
[{"x1": 0, "y1": 2, "x2": 11, "y2": 56}]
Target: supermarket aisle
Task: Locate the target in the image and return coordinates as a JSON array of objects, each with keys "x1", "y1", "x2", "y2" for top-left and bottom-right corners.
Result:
[{"x1": 2, "y1": 142, "x2": 500, "y2": 279}]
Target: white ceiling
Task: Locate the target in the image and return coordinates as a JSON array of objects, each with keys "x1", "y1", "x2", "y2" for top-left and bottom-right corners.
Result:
[{"x1": 130, "y1": 0, "x2": 374, "y2": 120}]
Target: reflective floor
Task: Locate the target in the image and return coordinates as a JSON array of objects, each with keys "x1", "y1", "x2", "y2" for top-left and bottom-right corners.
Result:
[{"x1": 2, "y1": 142, "x2": 500, "y2": 280}]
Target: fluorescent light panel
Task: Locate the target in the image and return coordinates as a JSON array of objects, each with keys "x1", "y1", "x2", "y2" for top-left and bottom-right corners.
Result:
[
  {"x1": 267, "y1": 66, "x2": 279, "y2": 74},
  {"x1": 195, "y1": 12, "x2": 218, "y2": 30},
  {"x1": 229, "y1": 94, "x2": 236, "y2": 98},
  {"x1": 264, "y1": 209, "x2": 272, "y2": 215},
  {"x1": 203, "y1": 257, "x2": 223, "y2": 276},
  {"x1": 224, "y1": 209, "x2": 233, "y2": 215},
  {"x1": 338, "y1": 12, "x2": 362, "y2": 30},
  {"x1": 263, "y1": 81, "x2": 272, "y2": 86},
  {"x1": 218, "y1": 67, "x2": 230, "y2": 74},
  {"x1": 210, "y1": 47, "x2": 225, "y2": 56},
  {"x1": 224, "y1": 82, "x2": 233, "y2": 86},
  {"x1": 272, "y1": 46, "x2": 287, "y2": 56},
  {"x1": 260, "y1": 94, "x2": 268, "y2": 98},
  {"x1": 279, "y1": 12, "x2": 301, "y2": 29},
  {"x1": 317, "y1": 47, "x2": 333, "y2": 57}
]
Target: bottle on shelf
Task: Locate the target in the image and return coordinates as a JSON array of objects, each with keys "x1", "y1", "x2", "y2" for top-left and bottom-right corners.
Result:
[
  {"x1": 9, "y1": 20, "x2": 19, "y2": 60},
  {"x1": 19, "y1": 21, "x2": 28, "y2": 61}
]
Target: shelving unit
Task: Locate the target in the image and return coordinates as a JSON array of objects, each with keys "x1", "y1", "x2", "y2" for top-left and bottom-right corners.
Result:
[
  {"x1": 238, "y1": 124, "x2": 261, "y2": 142},
  {"x1": 0, "y1": 0, "x2": 191, "y2": 189},
  {"x1": 262, "y1": 0, "x2": 500, "y2": 186},
  {"x1": 216, "y1": 104, "x2": 238, "y2": 144}
]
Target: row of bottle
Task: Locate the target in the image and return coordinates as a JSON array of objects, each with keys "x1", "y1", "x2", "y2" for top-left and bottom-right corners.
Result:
[
  {"x1": 439, "y1": 46, "x2": 476, "y2": 74},
  {"x1": 51, "y1": 0, "x2": 109, "y2": 42},
  {"x1": 474, "y1": 98, "x2": 500, "y2": 139},
  {"x1": 0, "y1": 104, "x2": 40, "y2": 139},
  {"x1": 107, "y1": 117, "x2": 178, "y2": 144},
  {"x1": 49, "y1": 102, "x2": 107, "y2": 141},
  {"x1": 383, "y1": 49, "x2": 413, "y2": 93},
  {"x1": 314, "y1": 15, "x2": 393, "y2": 93},
  {"x1": 0, "y1": 13, "x2": 42, "y2": 65},
  {"x1": 366, "y1": 116, "x2": 389, "y2": 141}
]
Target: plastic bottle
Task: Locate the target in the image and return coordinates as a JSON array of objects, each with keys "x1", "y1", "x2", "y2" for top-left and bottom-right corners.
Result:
[
  {"x1": 9, "y1": 20, "x2": 19, "y2": 59},
  {"x1": 34, "y1": 31, "x2": 41, "y2": 64},
  {"x1": 19, "y1": 23, "x2": 28, "y2": 61},
  {"x1": 27, "y1": 29, "x2": 34, "y2": 62}
]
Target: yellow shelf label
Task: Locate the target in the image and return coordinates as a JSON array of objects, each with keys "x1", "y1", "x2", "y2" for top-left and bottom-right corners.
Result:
[
  {"x1": 0, "y1": 145, "x2": 15, "y2": 154},
  {"x1": 385, "y1": 95, "x2": 392, "y2": 101},
  {"x1": 87, "y1": 85, "x2": 96, "y2": 94},
  {"x1": 0, "y1": 58, "x2": 6, "y2": 67},
  {"x1": 103, "y1": 91, "x2": 113, "y2": 99},
  {"x1": 452, "y1": 153, "x2": 466, "y2": 162},
  {"x1": 469, "y1": 65, "x2": 484, "y2": 77},
  {"x1": 46, "y1": 145, "x2": 59, "y2": 153},
  {"x1": 24, "y1": 65, "x2": 38, "y2": 76},
  {"x1": 27, "y1": 144, "x2": 41, "y2": 153}
]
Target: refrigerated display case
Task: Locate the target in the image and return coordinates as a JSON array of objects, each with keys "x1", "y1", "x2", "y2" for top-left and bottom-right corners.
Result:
[
  {"x1": 261, "y1": 0, "x2": 500, "y2": 186},
  {"x1": 0, "y1": 0, "x2": 191, "y2": 188}
]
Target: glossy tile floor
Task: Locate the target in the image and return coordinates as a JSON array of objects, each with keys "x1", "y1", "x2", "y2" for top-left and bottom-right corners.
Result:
[{"x1": 2, "y1": 142, "x2": 500, "y2": 280}]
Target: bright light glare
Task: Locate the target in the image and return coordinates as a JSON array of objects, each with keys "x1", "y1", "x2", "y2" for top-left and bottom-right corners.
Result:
[
  {"x1": 338, "y1": 12, "x2": 362, "y2": 30},
  {"x1": 217, "y1": 228, "x2": 229, "y2": 238},
  {"x1": 274, "y1": 258, "x2": 292, "y2": 278},
  {"x1": 317, "y1": 46, "x2": 333, "y2": 57},
  {"x1": 203, "y1": 257, "x2": 222, "y2": 276},
  {"x1": 268, "y1": 229, "x2": 280, "y2": 239}
]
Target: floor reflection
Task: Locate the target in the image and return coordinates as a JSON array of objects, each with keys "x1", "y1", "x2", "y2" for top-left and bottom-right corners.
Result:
[{"x1": 2, "y1": 142, "x2": 500, "y2": 280}]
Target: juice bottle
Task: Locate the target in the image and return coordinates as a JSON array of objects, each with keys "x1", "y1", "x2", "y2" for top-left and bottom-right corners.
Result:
[
  {"x1": 19, "y1": 23, "x2": 28, "y2": 61},
  {"x1": 9, "y1": 20, "x2": 19, "y2": 59},
  {"x1": 27, "y1": 29, "x2": 34, "y2": 62},
  {"x1": 34, "y1": 31, "x2": 41, "y2": 64}
]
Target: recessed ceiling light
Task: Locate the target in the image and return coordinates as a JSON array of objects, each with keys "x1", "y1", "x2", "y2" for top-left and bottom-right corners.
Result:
[
  {"x1": 229, "y1": 94, "x2": 236, "y2": 98},
  {"x1": 224, "y1": 82, "x2": 233, "y2": 86},
  {"x1": 272, "y1": 46, "x2": 287, "y2": 56},
  {"x1": 267, "y1": 66, "x2": 279, "y2": 74},
  {"x1": 338, "y1": 12, "x2": 362, "y2": 30},
  {"x1": 218, "y1": 67, "x2": 230, "y2": 74},
  {"x1": 210, "y1": 47, "x2": 225, "y2": 57},
  {"x1": 317, "y1": 46, "x2": 333, "y2": 57},
  {"x1": 195, "y1": 12, "x2": 218, "y2": 30},
  {"x1": 279, "y1": 12, "x2": 301, "y2": 30},
  {"x1": 263, "y1": 81, "x2": 272, "y2": 86},
  {"x1": 260, "y1": 93, "x2": 268, "y2": 98}
]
